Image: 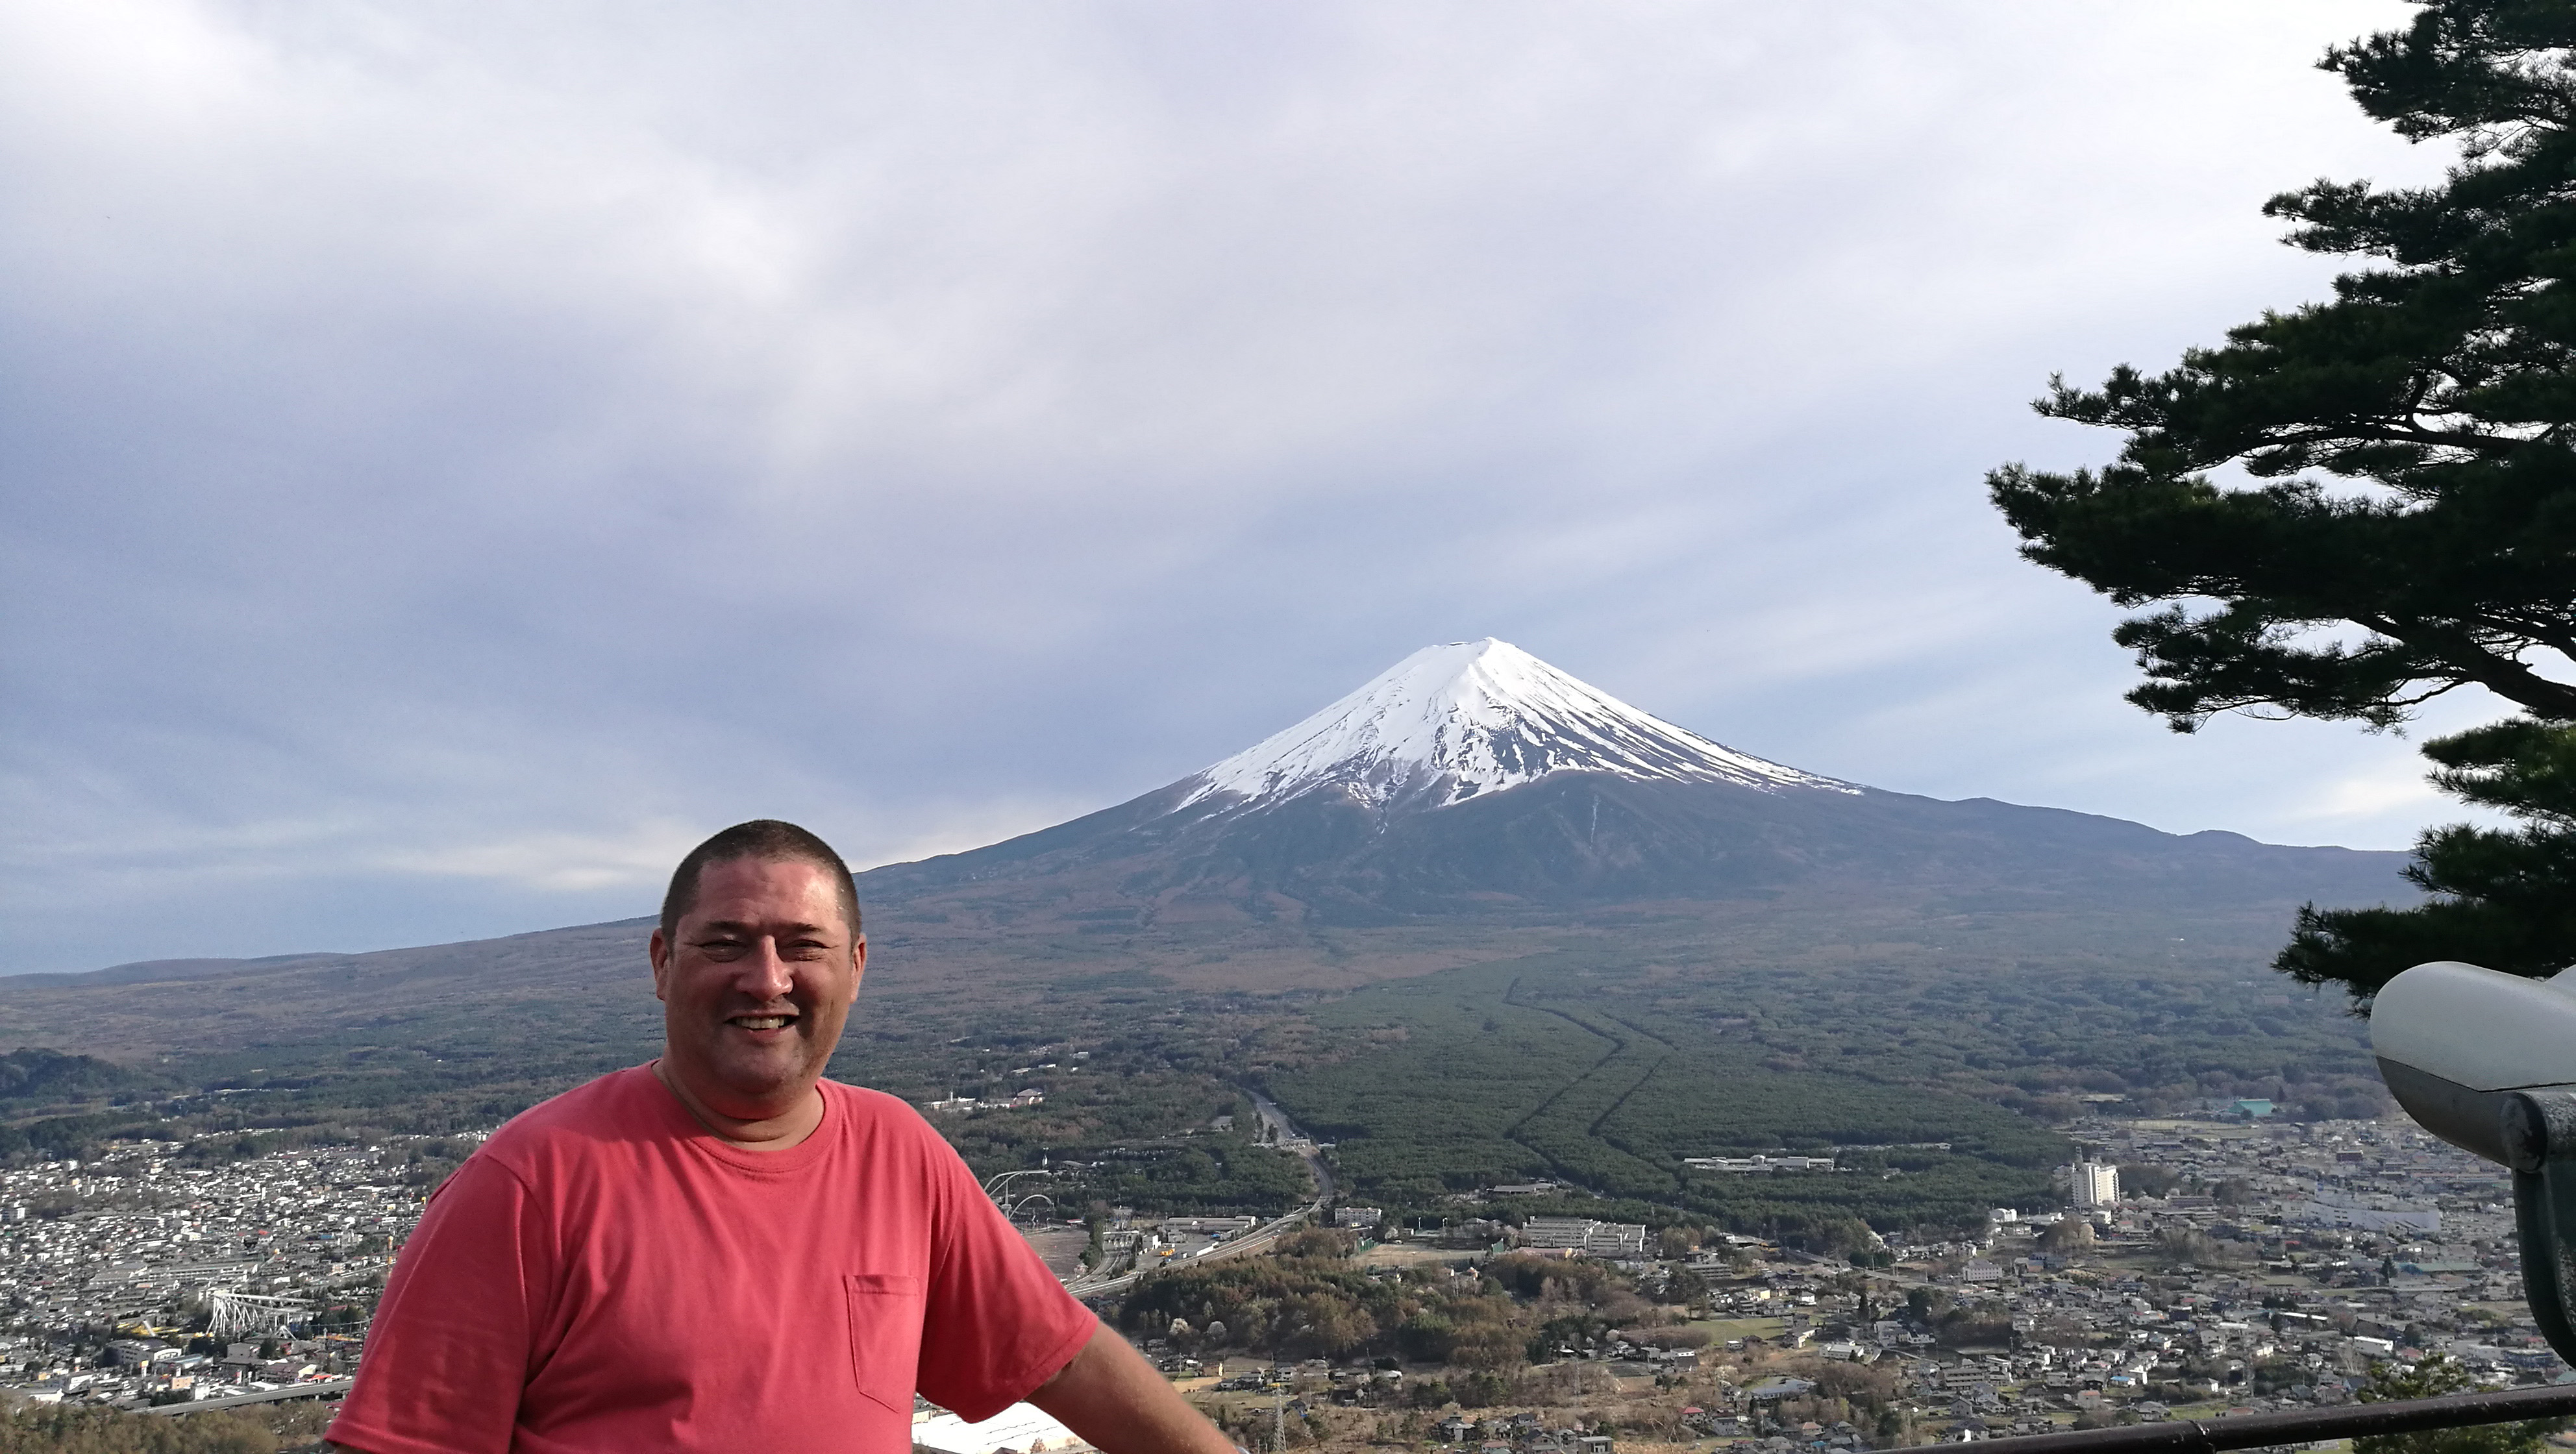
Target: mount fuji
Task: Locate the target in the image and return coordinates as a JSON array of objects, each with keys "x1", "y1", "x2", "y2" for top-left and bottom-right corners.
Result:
[
  {"x1": 1182, "y1": 639, "x2": 1851, "y2": 812},
  {"x1": 1, "y1": 638, "x2": 2415, "y2": 1102},
  {"x1": 860, "y1": 639, "x2": 2409, "y2": 924}
]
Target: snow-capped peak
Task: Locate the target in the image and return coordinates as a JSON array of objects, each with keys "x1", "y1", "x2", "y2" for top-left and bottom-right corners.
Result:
[{"x1": 1182, "y1": 639, "x2": 1853, "y2": 811}]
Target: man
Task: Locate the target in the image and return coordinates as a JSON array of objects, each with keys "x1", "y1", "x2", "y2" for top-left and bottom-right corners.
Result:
[{"x1": 327, "y1": 820, "x2": 1237, "y2": 1454}]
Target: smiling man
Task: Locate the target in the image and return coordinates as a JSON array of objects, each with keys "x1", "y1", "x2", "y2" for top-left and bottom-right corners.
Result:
[{"x1": 326, "y1": 820, "x2": 1235, "y2": 1454}]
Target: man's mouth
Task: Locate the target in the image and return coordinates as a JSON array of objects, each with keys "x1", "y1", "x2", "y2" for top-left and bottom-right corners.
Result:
[{"x1": 728, "y1": 1015, "x2": 796, "y2": 1031}]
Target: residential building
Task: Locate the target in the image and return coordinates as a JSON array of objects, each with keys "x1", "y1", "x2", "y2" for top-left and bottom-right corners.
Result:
[{"x1": 2070, "y1": 1160, "x2": 2118, "y2": 1207}]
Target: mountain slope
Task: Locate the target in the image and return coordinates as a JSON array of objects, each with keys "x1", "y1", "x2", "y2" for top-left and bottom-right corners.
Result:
[
  {"x1": 862, "y1": 639, "x2": 2409, "y2": 922},
  {"x1": 0, "y1": 639, "x2": 2414, "y2": 1065}
]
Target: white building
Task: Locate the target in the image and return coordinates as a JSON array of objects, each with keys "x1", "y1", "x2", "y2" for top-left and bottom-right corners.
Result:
[
  {"x1": 1682, "y1": 1155, "x2": 1835, "y2": 1174},
  {"x1": 2070, "y1": 1160, "x2": 2118, "y2": 1207},
  {"x1": 1520, "y1": 1216, "x2": 1650, "y2": 1258}
]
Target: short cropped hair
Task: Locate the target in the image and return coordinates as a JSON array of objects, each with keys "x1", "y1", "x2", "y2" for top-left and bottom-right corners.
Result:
[{"x1": 660, "y1": 820, "x2": 863, "y2": 944}]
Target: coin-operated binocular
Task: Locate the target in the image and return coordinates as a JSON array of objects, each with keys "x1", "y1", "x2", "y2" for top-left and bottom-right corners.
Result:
[{"x1": 2372, "y1": 960, "x2": 2576, "y2": 1364}]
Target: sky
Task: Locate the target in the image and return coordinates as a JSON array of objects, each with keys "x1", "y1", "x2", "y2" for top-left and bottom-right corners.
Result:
[{"x1": 1, "y1": 0, "x2": 2505, "y2": 976}]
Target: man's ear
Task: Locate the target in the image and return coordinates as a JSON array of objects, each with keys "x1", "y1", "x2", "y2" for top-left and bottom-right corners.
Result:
[
  {"x1": 850, "y1": 935, "x2": 868, "y2": 987},
  {"x1": 649, "y1": 928, "x2": 671, "y2": 1003}
]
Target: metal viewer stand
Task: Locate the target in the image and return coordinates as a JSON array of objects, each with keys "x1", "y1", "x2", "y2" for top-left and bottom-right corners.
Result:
[
  {"x1": 2368, "y1": 963, "x2": 2576, "y2": 1366},
  {"x1": 2503, "y1": 1090, "x2": 2576, "y2": 1364}
]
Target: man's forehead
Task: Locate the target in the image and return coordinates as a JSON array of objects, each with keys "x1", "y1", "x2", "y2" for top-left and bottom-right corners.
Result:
[
  {"x1": 673, "y1": 852, "x2": 861, "y2": 943},
  {"x1": 695, "y1": 856, "x2": 831, "y2": 890},
  {"x1": 688, "y1": 910, "x2": 840, "y2": 932},
  {"x1": 687, "y1": 861, "x2": 844, "y2": 916}
]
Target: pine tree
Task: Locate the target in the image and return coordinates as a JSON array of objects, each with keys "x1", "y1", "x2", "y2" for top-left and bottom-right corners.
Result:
[
  {"x1": 1990, "y1": 1, "x2": 2576, "y2": 1004},
  {"x1": 2355, "y1": 1354, "x2": 2565, "y2": 1454}
]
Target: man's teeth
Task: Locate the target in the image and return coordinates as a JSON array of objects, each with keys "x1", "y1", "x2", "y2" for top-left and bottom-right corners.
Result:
[{"x1": 731, "y1": 1017, "x2": 791, "y2": 1030}]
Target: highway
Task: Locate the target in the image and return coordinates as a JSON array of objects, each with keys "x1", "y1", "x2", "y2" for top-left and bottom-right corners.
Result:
[{"x1": 1060, "y1": 1090, "x2": 1334, "y2": 1301}]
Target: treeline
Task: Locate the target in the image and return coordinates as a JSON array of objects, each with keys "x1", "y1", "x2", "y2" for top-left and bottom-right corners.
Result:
[
  {"x1": 0, "y1": 1035, "x2": 641, "y2": 1168},
  {"x1": 0, "y1": 1403, "x2": 314, "y2": 1453},
  {"x1": 1058, "y1": 1137, "x2": 1311, "y2": 1215},
  {"x1": 1118, "y1": 1233, "x2": 1676, "y2": 1386},
  {"x1": 0, "y1": 1050, "x2": 141, "y2": 1106},
  {"x1": 0, "y1": 1112, "x2": 166, "y2": 1164},
  {"x1": 1615, "y1": 950, "x2": 2389, "y2": 1122}
]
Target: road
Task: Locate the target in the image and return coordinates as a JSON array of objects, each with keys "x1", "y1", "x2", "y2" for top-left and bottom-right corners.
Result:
[
  {"x1": 1248, "y1": 1089, "x2": 1337, "y2": 1203},
  {"x1": 140, "y1": 1378, "x2": 354, "y2": 1417},
  {"x1": 1060, "y1": 1090, "x2": 1334, "y2": 1300}
]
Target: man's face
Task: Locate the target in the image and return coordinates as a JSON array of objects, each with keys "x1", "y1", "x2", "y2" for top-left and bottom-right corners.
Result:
[{"x1": 649, "y1": 856, "x2": 863, "y2": 1118}]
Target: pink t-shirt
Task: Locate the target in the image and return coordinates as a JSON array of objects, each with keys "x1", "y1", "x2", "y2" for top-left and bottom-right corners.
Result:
[{"x1": 327, "y1": 1066, "x2": 1097, "y2": 1454}]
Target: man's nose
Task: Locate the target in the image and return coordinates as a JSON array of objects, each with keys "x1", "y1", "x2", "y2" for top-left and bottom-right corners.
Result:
[{"x1": 742, "y1": 941, "x2": 795, "y2": 1000}]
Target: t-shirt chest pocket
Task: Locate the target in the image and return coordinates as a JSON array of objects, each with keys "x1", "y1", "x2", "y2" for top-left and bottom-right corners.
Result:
[{"x1": 844, "y1": 1272, "x2": 926, "y2": 1412}]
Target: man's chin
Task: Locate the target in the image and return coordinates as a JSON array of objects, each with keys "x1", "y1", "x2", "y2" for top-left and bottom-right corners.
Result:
[{"x1": 706, "y1": 1054, "x2": 819, "y2": 1102}]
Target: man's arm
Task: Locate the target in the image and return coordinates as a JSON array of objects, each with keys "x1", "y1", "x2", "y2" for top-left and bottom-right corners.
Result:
[
  {"x1": 1027, "y1": 1322, "x2": 1237, "y2": 1454},
  {"x1": 318, "y1": 1158, "x2": 541, "y2": 1454}
]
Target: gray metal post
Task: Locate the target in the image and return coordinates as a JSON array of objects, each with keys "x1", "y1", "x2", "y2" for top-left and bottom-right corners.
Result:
[{"x1": 2502, "y1": 1089, "x2": 2576, "y2": 1367}]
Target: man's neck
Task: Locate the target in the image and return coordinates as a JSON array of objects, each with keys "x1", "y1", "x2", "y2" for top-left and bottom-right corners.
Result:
[{"x1": 652, "y1": 1059, "x2": 825, "y2": 1152}]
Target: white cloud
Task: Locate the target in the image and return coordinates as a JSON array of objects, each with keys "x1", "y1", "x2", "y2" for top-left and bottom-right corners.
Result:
[
  {"x1": 0, "y1": 0, "x2": 2493, "y2": 971},
  {"x1": 2286, "y1": 769, "x2": 2449, "y2": 832},
  {"x1": 373, "y1": 821, "x2": 706, "y2": 894}
]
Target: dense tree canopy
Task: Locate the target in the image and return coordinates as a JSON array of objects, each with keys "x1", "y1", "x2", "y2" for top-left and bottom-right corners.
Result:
[{"x1": 1991, "y1": 0, "x2": 2576, "y2": 1002}]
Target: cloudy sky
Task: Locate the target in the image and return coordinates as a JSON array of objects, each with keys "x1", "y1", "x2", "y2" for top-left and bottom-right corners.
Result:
[{"x1": 3, "y1": 0, "x2": 2493, "y2": 975}]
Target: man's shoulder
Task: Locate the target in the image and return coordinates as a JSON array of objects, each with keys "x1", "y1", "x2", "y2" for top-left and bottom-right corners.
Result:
[
  {"x1": 820, "y1": 1078, "x2": 921, "y2": 1114},
  {"x1": 819, "y1": 1081, "x2": 978, "y2": 1174},
  {"x1": 479, "y1": 1063, "x2": 669, "y2": 1163},
  {"x1": 820, "y1": 1079, "x2": 944, "y2": 1139}
]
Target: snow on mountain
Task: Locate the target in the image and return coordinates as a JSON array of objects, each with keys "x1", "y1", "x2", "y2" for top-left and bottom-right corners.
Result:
[{"x1": 1180, "y1": 638, "x2": 1855, "y2": 813}]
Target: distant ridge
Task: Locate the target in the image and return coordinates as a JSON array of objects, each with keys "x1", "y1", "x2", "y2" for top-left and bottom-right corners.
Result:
[
  {"x1": 860, "y1": 639, "x2": 2413, "y2": 922},
  {"x1": 3, "y1": 954, "x2": 330, "y2": 989}
]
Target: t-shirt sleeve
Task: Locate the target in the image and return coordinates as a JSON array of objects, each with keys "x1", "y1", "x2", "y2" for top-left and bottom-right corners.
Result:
[
  {"x1": 912, "y1": 1127, "x2": 1101, "y2": 1421},
  {"x1": 326, "y1": 1155, "x2": 551, "y2": 1454}
]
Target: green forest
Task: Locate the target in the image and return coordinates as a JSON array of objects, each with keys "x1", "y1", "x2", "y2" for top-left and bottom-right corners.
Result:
[
  {"x1": 1258, "y1": 935, "x2": 2384, "y2": 1240},
  {"x1": 1264, "y1": 956, "x2": 2064, "y2": 1241}
]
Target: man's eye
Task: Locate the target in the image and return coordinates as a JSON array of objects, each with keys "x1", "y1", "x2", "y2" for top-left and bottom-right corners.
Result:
[{"x1": 697, "y1": 939, "x2": 748, "y2": 959}]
